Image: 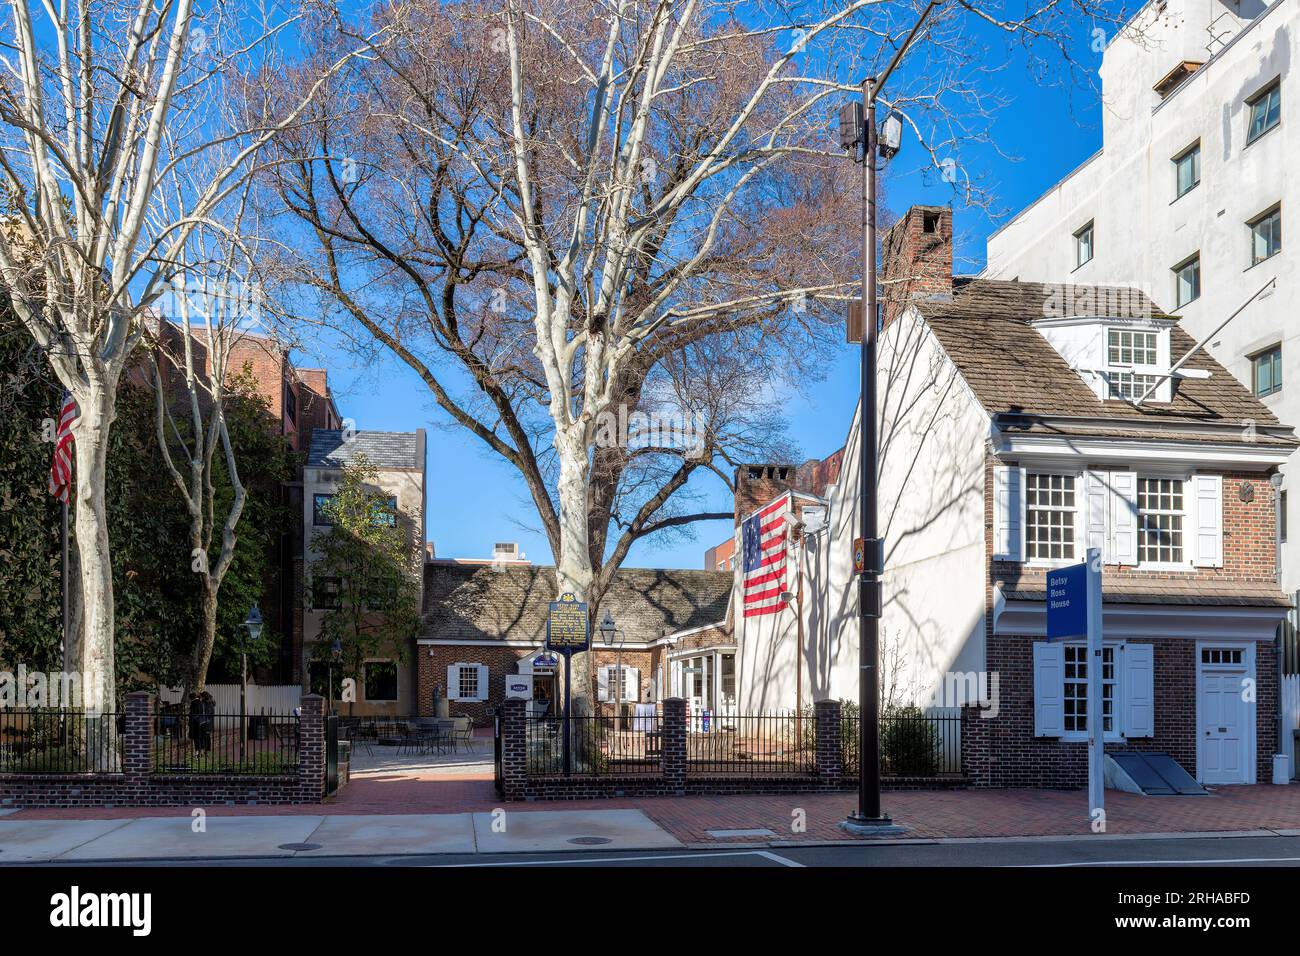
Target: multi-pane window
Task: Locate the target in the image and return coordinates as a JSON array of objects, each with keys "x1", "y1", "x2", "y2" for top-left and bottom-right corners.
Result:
[
  {"x1": 372, "y1": 495, "x2": 398, "y2": 528},
  {"x1": 312, "y1": 576, "x2": 341, "y2": 610},
  {"x1": 1253, "y1": 345, "x2": 1282, "y2": 397},
  {"x1": 1174, "y1": 142, "x2": 1200, "y2": 198},
  {"x1": 457, "y1": 665, "x2": 480, "y2": 701},
  {"x1": 1025, "y1": 473, "x2": 1076, "y2": 561},
  {"x1": 1107, "y1": 328, "x2": 1158, "y2": 366},
  {"x1": 1249, "y1": 206, "x2": 1281, "y2": 265},
  {"x1": 1173, "y1": 255, "x2": 1200, "y2": 307},
  {"x1": 1074, "y1": 221, "x2": 1094, "y2": 268},
  {"x1": 1201, "y1": 648, "x2": 1243, "y2": 666},
  {"x1": 1138, "y1": 477, "x2": 1185, "y2": 563},
  {"x1": 1108, "y1": 371, "x2": 1161, "y2": 401},
  {"x1": 1064, "y1": 644, "x2": 1115, "y2": 735},
  {"x1": 1247, "y1": 81, "x2": 1281, "y2": 144}
]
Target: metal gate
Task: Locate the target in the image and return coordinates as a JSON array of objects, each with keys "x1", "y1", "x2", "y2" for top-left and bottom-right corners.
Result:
[
  {"x1": 493, "y1": 711, "x2": 503, "y2": 796},
  {"x1": 325, "y1": 714, "x2": 339, "y2": 795}
]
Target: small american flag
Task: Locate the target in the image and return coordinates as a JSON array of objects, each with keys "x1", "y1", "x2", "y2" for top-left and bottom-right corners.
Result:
[
  {"x1": 741, "y1": 494, "x2": 790, "y2": 618},
  {"x1": 48, "y1": 390, "x2": 79, "y2": 504}
]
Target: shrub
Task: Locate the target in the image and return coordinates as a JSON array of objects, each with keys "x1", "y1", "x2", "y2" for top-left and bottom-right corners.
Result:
[{"x1": 880, "y1": 705, "x2": 941, "y2": 776}]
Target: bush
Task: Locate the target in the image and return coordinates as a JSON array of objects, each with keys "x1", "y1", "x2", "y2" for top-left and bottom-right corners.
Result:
[{"x1": 880, "y1": 705, "x2": 941, "y2": 777}]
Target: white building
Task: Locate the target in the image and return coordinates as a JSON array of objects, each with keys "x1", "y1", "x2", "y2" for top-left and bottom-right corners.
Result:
[{"x1": 985, "y1": 0, "x2": 1297, "y2": 591}]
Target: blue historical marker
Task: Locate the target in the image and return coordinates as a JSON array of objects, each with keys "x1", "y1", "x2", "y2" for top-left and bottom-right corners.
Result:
[{"x1": 1046, "y1": 561, "x2": 1087, "y2": 640}]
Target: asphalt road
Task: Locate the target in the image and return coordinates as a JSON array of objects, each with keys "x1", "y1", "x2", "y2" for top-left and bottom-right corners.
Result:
[{"x1": 23, "y1": 833, "x2": 1300, "y2": 867}]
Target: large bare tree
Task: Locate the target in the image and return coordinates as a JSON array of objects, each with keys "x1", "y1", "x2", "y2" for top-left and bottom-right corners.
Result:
[
  {"x1": 0, "y1": 0, "x2": 386, "y2": 710},
  {"x1": 265, "y1": 0, "x2": 1130, "y2": 706}
]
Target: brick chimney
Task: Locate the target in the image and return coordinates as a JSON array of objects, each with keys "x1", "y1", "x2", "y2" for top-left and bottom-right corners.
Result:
[
  {"x1": 880, "y1": 205, "x2": 953, "y2": 327},
  {"x1": 734, "y1": 463, "x2": 798, "y2": 526}
]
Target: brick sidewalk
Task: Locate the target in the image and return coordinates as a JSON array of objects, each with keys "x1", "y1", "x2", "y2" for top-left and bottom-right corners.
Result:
[{"x1": 10, "y1": 777, "x2": 1300, "y2": 845}]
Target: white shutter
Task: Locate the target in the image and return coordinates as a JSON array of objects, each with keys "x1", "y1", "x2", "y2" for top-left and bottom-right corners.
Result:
[
  {"x1": 993, "y1": 465, "x2": 1023, "y2": 561},
  {"x1": 1191, "y1": 474, "x2": 1223, "y2": 567},
  {"x1": 1084, "y1": 470, "x2": 1109, "y2": 558},
  {"x1": 1033, "y1": 641, "x2": 1065, "y2": 737},
  {"x1": 446, "y1": 664, "x2": 461, "y2": 700},
  {"x1": 475, "y1": 664, "x2": 489, "y2": 701},
  {"x1": 1110, "y1": 471, "x2": 1139, "y2": 566},
  {"x1": 597, "y1": 666, "x2": 611, "y2": 702},
  {"x1": 624, "y1": 667, "x2": 640, "y2": 703},
  {"x1": 1123, "y1": 642, "x2": 1154, "y2": 738}
]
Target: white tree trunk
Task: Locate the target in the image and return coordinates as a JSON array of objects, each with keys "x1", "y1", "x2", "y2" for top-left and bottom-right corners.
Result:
[
  {"x1": 71, "y1": 385, "x2": 116, "y2": 714},
  {"x1": 554, "y1": 426, "x2": 595, "y2": 713}
]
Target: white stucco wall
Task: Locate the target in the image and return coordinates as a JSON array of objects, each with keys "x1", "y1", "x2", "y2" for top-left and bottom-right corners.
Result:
[{"x1": 985, "y1": 0, "x2": 1298, "y2": 590}]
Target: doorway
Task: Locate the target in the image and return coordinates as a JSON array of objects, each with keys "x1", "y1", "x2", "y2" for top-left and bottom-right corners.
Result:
[{"x1": 1196, "y1": 643, "x2": 1255, "y2": 785}]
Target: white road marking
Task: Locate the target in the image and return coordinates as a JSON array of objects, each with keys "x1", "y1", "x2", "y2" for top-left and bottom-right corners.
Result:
[
  {"x1": 433, "y1": 850, "x2": 775, "y2": 867},
  {"x1": 1022, "y1": 856, "x2": 1300, "y2": 867},
  {"x1": 753, "y1": 850, "x2": 804, "y2": 867}
]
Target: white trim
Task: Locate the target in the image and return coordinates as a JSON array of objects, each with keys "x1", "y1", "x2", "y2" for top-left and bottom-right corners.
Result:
[
  {"x1": 419, "y1": 639, "x2": 542, "y2": 648},
  {"x1": 1194, "y1": 639, "x2": 1257, "y2": 785},
  {"x1": 668, "y1": 643, "x2": 737, "y2": 661},
  {"x1": 995, "y1": 599, "x2": 1287, "y2": 641},
  {"x1": 992, "y1": 434, "x2": 1292, "y2": 470}
]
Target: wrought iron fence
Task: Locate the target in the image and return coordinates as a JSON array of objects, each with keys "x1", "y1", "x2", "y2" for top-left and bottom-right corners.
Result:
[
  {"x1": 684, "y1": 711, "x2": 815, "y2": 776},
  {"x1": 842, "y1": 710, "x2": 962, "y2": 777},
  {"x1": 151, "y1": 712, "x2": 299, "y2": 775},
  {"x1": 0, "y1": 710, "x2": 123, "y2": 773},
  {"x1": 525, "y1": 714, "x2": 663, "y2": 775}
]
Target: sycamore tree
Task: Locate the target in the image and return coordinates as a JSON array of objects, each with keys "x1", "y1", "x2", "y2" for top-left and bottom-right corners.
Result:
[
  {"x1": 307, "y1": 455, "x2": 420, "y2": 712},
  {"x1": 266, "y1": 0, "x2": 1132, "y2": 708},
  {"x1": 0, "y1": 0, "x2": 390, "y2": 709}
]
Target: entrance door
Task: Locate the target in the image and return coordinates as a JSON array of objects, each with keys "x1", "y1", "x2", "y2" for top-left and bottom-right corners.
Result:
[{"x1": 1197, "y1": 647, "x2": 1250, "y2": 785}]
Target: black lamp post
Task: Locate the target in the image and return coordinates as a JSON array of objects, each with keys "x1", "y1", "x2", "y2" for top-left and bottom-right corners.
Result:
[
  {"x1": 328, "y1": 638, "x2": 342, "y2": 715},
  {"x1": 599, "y1": 610, "x2": 625, "y2": 717},
  {"x1": 240, "y1": 605, "x2": 263, "y2": 761},
  {"x1": 838, "y1": 0, "x2": 943, "y2": 835}
]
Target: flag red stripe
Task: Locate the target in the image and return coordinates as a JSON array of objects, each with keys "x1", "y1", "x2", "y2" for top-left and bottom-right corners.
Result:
[{"x1": 744, "y1": 603, "x2": 786, "y2": 618}]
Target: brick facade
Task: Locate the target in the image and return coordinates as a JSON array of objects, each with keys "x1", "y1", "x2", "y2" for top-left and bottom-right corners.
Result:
[
  {"x1": 0, "y1": 693, "x2": 328, "y2": 810},
  {"x1": 968, "y1": 446, "x2": 1286, "y2": 788}
]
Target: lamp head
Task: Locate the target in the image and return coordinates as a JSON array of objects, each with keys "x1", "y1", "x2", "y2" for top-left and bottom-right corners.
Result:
[{"x1": 242, "y1": 605, "x2": 263, "y2": 642}]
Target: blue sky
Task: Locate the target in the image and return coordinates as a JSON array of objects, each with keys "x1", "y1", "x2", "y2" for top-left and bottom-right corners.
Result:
[{"x1": 297, "y1": 10, "x2": 1117, "y2": 572}]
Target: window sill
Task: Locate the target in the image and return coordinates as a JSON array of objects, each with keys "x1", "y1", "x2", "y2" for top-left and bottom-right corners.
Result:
[
  {"x1": 1244, "y1": 121, "x2": 1280, "y2": 152},
  {"x1": 1245, "y1": 250, "x2": 1281, "y2": 273},
  {"x1": 1169, "y1": 182, "x2": 1200, "y2": 205}
]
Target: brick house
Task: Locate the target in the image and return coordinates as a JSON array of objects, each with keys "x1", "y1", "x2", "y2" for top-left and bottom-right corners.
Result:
[
  {"x1": 812, "y1": 204, "x2": 1297, "y2": 788},
  {"x1": 144, "y1": 322, "x2": 343, "y2": 682},
  {"x1": 416, "y1": 563, "x2": 730, "y2": 725}
]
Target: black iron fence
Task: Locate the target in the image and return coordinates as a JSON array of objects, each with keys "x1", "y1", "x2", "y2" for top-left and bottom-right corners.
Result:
[
  {"x1": 151, "y1": 712, "x2": 298, "y2": 775},
  {"x1": 526, "y1": 714, "x2": 663, "y2": 775},
  {"x1": 685, "y1": 711, "x2": 814, "y2": 776},
  {"x1": 0, "y1": 710, "x2": 123, "y2": 773},
  {"x1": 842, "y1": 710, "x2": 962, "y2": 777}
]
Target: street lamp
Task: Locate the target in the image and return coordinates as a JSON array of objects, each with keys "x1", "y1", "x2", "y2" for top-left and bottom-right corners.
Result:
[
  {"x1": 837, "y1": 0, "x2": 944, "y2": 836},
  {"x1": 328, "y1": 638, "x2": 342, "y2": 715},
  {"x1": 599, "y1": 610, "x2": 625, "y2": 720},
  {"x1": 240, "y1": 605, "x2": 264, "y2": 760}
]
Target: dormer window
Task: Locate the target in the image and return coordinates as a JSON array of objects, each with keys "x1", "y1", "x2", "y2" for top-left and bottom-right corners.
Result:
[{"x1": 1106, "y1": 327, "x2": 1163, "y2": 402}]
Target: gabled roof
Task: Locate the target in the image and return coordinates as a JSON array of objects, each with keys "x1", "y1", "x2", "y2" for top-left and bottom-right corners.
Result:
[
  {"x1": 307, "y1": 429, "x2": 423, "y2": 470},
  {"x1": 919, "y1": 279, "x2": 1296, "y2": 447},
  {"x1": 420, "y1": 563, "x2": 731, "y2": 645}
]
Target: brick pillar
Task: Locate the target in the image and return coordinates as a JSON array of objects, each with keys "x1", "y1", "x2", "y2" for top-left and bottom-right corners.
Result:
[
  {"x1": 123, "y1": 691, "x2": 153, "y2": 783},
  {"x1": 662, "y1": 697, "x2": 686, "y2": 795},
  {"x1": 297, "y1": 694, "x2": 325, "y2": 802},
  {"x1": 501, "y1": 698, "x2": 527, "y2": 801},
  {"x1": 814, "y1": 699, "x2": 842, "y2": 781}
]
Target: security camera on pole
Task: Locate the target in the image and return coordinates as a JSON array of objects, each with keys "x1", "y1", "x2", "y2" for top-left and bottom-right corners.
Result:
[{"x1": 837, "y1": 0, "x2": 944, "y2": 838}]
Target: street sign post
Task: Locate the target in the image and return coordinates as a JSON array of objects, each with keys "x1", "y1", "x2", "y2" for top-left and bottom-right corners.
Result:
[
  {"x1": 1046, "y1": 548, "x2": 1105, "y2": 825},
  {"x1": 545, "y1": 593, "x2": 590, "y2": 776}
]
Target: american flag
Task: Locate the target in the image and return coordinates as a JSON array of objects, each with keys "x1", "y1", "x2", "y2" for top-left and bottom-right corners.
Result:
[
  {"x1": 740, "y1": 494, "x2": 790, "y2": 618},
  {"x1": 48, "y1": 390, "x2": 79, "y2": 504}
]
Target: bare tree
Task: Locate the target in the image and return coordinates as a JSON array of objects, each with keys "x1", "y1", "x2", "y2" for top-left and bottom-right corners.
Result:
[
  {"x1": 265, "y1": 0, "x2": 1133, "y2": 708},
  {"x1": 0, "y1": 0, "x2": 387, "y2": 710}
]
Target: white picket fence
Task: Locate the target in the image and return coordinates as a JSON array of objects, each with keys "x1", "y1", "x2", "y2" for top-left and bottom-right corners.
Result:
[
  {"x1": 158, "y1": 684, "x2": 302, "y2": 730},
  {"x1": 1283, "y1": 675, "x2": 1300, "y2": 760}
]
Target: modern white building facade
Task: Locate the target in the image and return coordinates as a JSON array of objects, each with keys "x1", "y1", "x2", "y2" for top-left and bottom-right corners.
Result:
[{"x1": 985, "y1": 0, "x2": 1297, "y2": 591}]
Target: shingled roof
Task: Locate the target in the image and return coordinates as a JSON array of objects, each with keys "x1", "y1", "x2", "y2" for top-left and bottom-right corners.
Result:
[
  {"x1": 921, "y1": 279, "x2": 1296, "y2": 447},
  {"x1": 420, "y1": 563, "x2": 731, "y2": 645},
  {"x1": 308, "y1": 429, "x2": 423, "y2": 469}
]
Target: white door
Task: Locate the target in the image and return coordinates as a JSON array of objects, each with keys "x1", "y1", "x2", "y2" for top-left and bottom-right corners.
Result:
[{"x1": 1197, "y1": 649, "x2": 1249, "y2": 785}]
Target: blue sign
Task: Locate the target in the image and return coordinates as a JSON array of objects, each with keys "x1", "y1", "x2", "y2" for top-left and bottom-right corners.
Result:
[{"x1": 1046, "y1": 562, "x2": 1088, "y2": 640}]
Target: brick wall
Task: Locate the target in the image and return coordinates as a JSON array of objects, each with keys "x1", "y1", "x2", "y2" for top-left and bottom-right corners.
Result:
[
  {"x1": 0, "y1": 693, "x2": 328, "y2": 810},
  {"x1": 881, "y1": 205, "x2": 953, "y2": 328}
]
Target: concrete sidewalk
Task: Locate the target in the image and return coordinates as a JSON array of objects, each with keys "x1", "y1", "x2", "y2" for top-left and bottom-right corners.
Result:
[{"x1": 0, "y1": 808, "x2": 681, "y2": 863}]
